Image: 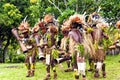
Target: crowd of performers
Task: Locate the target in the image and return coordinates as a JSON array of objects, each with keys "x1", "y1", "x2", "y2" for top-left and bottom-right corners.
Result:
[{"x1": 12, "y1": 12, "x2": 120, "y2": 80}]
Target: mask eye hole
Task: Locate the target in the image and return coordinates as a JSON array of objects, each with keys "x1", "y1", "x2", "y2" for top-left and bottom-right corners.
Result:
[{"x1": 92, "y1": 14, "x2": 100, "y2": 19}]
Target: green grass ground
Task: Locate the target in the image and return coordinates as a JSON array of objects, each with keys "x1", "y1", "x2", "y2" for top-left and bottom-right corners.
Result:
[{"x1": 0, "y1": 55, "x2": 120, "y2": 80}]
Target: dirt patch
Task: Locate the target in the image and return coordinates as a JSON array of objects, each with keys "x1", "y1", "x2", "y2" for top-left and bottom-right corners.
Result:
[
  {"x1": 5, "y1": 66, "x2": 19, "y2": 68},
  {"x1": 0, "y1": 65, "x2": 22, "y2": 68}
]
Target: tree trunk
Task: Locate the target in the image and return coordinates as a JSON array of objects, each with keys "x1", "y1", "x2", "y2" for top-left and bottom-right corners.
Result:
[
  {"x1": 0, "y1": 36, "x2": 4, "y2": 62},
  {"x1": 0, "y1": 40, "x2": 2, "y2": 49},
  {"x1": 0, "y1": 36, "x2": 4, "y2": 49},
  {"x1": 3, "y1": 36, "x2": 10, "y2": 63}
]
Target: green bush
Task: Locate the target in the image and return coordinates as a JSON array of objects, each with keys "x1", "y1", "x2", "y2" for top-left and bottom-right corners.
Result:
[
  {"x1": 6, "y1": 49, "x2": 25, "y2": 63},
  {"x1": 12, "y1": 54, "x2": 25, "y2": 63}
]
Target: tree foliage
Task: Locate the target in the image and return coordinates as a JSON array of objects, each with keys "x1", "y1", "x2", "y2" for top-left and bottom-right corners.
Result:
[
  {"x1": 0, "y1": 2, "x2": 22, "y2": 62},
  {"x1": 0, "y1": 0, "x2": 120, "y2": 62}
]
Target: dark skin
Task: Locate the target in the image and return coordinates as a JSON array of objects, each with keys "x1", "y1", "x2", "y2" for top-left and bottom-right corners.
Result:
[
  {"x1": 69, "y1": 22, "x2": 84, "y2": 43},
  {"x1": 43, "y1": 26, "x2": 58, "y2": 80},
  {"x1": 68, "y1": 22, "x2": 84, "y2": 69},
  {"x1": 91, "y1": 26, "x2": 108, "y2": 44},
  {"x1": 68, "y1": 22, "x2": 87, "y2": 79},
  {"x1": 88, "y1": 25, "x2": 107, "y2": 78},
  {"x1": 69, "y1": 29, "x2": 83, "y2": 43}
]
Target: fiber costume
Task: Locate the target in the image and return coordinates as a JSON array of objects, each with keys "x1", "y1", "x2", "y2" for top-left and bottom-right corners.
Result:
[
  {"x1": 56, "y1": 20, "x2": 72, "y2": 72},
  {"x1": 87, "y1": 12, "x2": 108, "y2": 78},
  {"x1": 68, "y1": 14, "x2": 87, "y2": 80},
  {"x1": 12, "y1": 21, "x2": 37, "y2": 77},
  {"x1": 41, "y1": 14, "x2": 59, "y2": 80}
]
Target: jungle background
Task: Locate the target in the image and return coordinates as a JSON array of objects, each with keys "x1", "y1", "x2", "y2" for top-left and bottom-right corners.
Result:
[{"x1": 0, "y1": 0, "x2": 120, "y2": 80}]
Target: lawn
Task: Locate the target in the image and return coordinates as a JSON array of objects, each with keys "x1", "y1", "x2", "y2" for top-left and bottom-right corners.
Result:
[{"x1": 0, "y1": 55, "x2": 120, "y2": 80}]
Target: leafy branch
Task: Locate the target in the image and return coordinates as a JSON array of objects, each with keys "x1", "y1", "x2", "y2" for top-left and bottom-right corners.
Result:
[{"x1": 48, "y1": 0, "x2": 62, "y2": 14}]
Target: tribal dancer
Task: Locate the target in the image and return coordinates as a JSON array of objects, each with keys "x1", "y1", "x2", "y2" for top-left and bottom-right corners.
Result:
[
  {"x1": 114, "y1": 21, "x2": 120, "y2": 61},
  {"x1": 59, "y1": 20, "x2": 72, "y2": 72},
  {"x1": 31, "y1": 21, "x2": 46, "y2": 61},
  {"x1": 12, "y1": 21, "x2": 37, "y2": 77},
  {"x1": 68, "y1": 14, "x2": 87, "y2": 80},
  {"x1": 41, "y1": 14, "x2": 59, "y2": 80},
  {"x1": 55, "y1": 14, "x2": 93, "y2": 80},
  {"x1": 87, "y1": 12, "x2": 108, "y2": 78}
]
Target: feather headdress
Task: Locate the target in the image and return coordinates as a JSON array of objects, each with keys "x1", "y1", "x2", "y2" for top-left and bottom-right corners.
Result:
[
  {"x1": 69, "y1": 14, "x2": 85, "y2": 25},
  {"x1": 61, "y1": 20, "x2": 71, "y2": 32},
  {"x1": 18, "y1": 21, "x2": 30, "y2": 34},
  {"x1": 48, "y1": 25, "x2": 58, "y2": 34},
  {"x1": 38, "y1": 21, "x2": 45, "y2": 29},
  {"x1": 44, "y1": 14, "x2": 54, "y2": 23},
  {"x1": 31, "y1": 25, "x2": 39, "y2": 33},
  {"x1": 87, "y1": 12, "x2": 102, "y2": 25}
]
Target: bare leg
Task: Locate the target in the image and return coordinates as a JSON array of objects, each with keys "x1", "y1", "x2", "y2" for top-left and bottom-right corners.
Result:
[
  {"x1": 44, "y1": 65, "x2": 50, "y2": 80},
  {"x1": 25, "y1": 56, "x2": 31, "y2": 77},
  {"x1": 102, "y1": 63, "x2": 106, "y2": 78},
  {"x1": 88, "y1": 58, "x2": 94, "y2": 72},
  {"x1": 51, "y1": 59, "x2": 57, "y2": 80}
]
